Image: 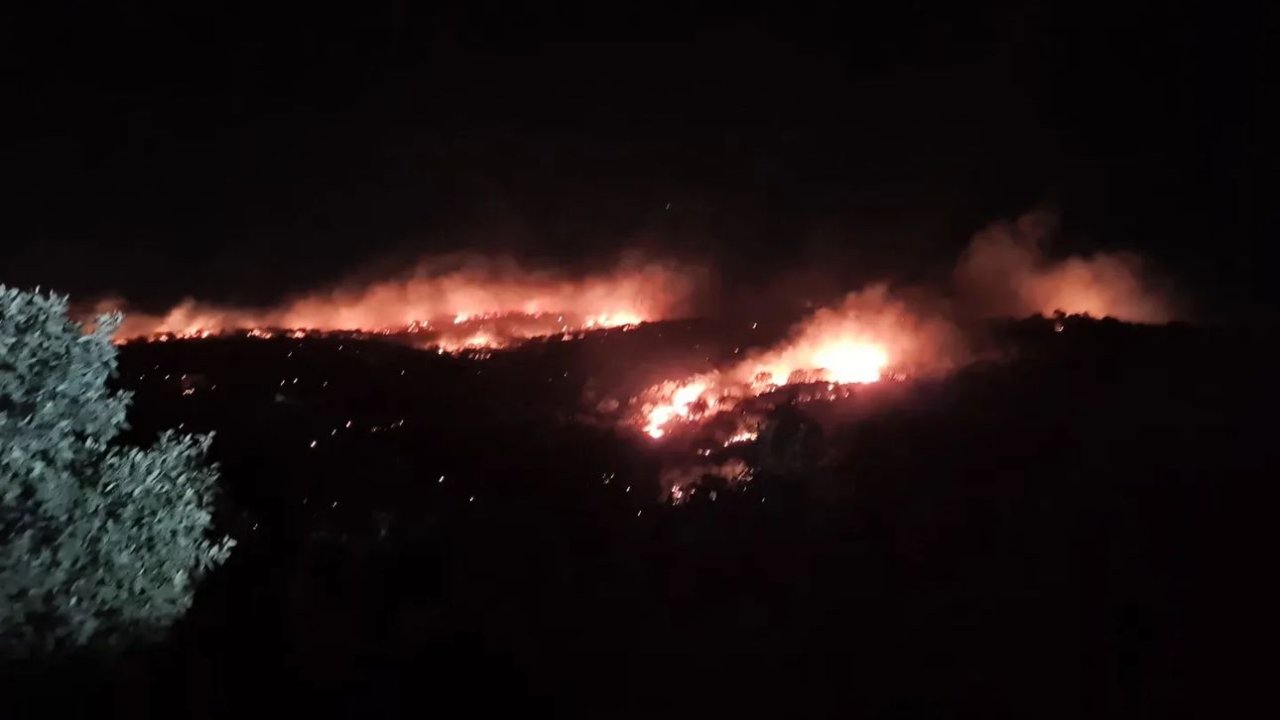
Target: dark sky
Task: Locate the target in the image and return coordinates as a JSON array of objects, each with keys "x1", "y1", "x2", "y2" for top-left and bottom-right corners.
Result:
[{"x1": 1, "y1": 1, "x2": 1272, "y2": 318}]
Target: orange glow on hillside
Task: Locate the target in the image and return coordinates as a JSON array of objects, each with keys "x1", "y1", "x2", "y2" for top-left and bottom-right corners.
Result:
[{"x1": 107, "y1": 259, "x2": 699, "y2": 352}]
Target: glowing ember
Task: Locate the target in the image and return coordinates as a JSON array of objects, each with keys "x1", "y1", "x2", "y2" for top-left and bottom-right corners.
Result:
[
  {"x1": 662, "y1": 459, "x2": 754, "y2": 503},
  {"x1": 723, "y1": 428, "x2": 758, "y2": 446}
]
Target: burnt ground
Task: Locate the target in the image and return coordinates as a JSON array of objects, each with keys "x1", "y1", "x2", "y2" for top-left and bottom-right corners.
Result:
[{"x1": 9, "y1": 317, "x2": 1278, "y2": 718}]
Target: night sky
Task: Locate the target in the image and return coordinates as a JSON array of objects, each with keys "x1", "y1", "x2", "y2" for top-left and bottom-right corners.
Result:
[{"x1": 2, "y1": 1, "x2": 1272, "y2": 319}]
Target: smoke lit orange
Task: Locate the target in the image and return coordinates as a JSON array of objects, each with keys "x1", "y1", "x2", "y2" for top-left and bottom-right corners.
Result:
[
  {"x1": 107, "y1": 258, "x2": 700, "y2": 352},
  {"x1": 954, "y1": 211, "x2": 1172, "y2": 322}
]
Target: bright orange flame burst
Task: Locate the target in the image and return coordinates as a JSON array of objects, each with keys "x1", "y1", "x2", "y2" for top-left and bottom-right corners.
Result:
[
  {"x1": 811, "y1": 341, "x2": 889, "y2": 384},
  {"x1": 634, "y1": 284, "x2": 960, "y2": 439},
  {"x1": 643, "y1": 380, "x2": 714, "y2": 438},
  {"x1": 639, "y1": 339, "x2": 889, "y2": 439}
]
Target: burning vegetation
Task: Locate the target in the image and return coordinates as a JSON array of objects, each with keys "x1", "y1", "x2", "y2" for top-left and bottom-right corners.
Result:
[
  {"x1": 619, "y1": 211, "x2": 1172, "y2": 448},
  {"x1": 629, "y1": 283, "x2": 963, "y2": 441},
  {"x1": 107, "y1": 258, "x2": 700, "y2": 352},
  {"x1": 106, "y1": 209, "x2": 1176, "y2": 473},
  {"x1": 107, "y1": 211, "x2": 1171, "y2": 358}
]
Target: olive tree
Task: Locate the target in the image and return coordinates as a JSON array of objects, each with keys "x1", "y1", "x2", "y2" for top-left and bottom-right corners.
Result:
[{"x1": 0, "y1": 286, "x2": 233, "y2": 656}]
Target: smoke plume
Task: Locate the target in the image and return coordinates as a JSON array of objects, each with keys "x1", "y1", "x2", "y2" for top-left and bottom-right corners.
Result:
[{"x1": 953, "y1": 210, "x2": 1172, "y2": 322}]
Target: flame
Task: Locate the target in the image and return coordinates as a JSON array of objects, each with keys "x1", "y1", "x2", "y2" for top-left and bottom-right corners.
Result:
[
  {"x1": 745, "y1": 337, "x2": 889, "y2": 389},
  {"x1": 723, "y1": 428, "x2": 758, "y2": 446},
  {"x1": 643, "y1": 379, "x2": 717, "y2": 438},
  {"x1": 634, "y1": 284, "x2": 960, "y2": 439},
  {"x1": 106, "y1": 258, "x2": 699, "y2": 351},
  {"x1": 812, "y1": 342, "x2": 888, "y2": 383}
]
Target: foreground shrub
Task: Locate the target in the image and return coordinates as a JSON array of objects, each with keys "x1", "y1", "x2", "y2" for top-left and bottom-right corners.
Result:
[{"x1": 0, "y1": 286, "x2": 233, "y2": 656}]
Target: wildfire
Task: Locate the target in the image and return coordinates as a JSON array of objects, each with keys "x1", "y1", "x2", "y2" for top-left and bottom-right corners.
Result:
[
  {"x1": 632, "y1": 284, "x2": 961, "y2": 440},
  {"x1": 811, "y1": 342, "x2": 888, "y2": 384},
  {"x1": 105, "y1": 258, "x2": 699, "y2": 352},
  {"x1": 643, "y1": 379, "x2": 717, "y2": 438},
  {"x1": 722, "y1": 428, "x2": 758, "y2": 446}
]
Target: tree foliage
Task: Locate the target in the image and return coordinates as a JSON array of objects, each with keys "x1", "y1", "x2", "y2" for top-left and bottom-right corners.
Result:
[{"x1": 0, "y1": 286, "x2": 233, "y2": 656}]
